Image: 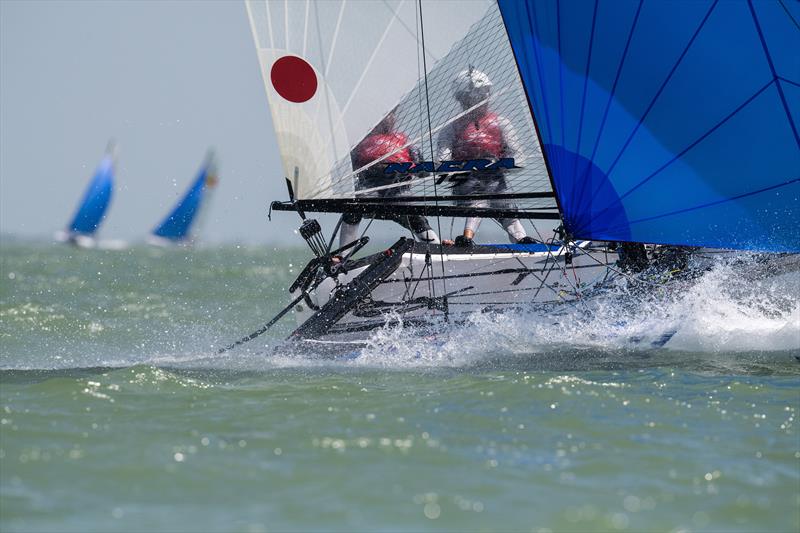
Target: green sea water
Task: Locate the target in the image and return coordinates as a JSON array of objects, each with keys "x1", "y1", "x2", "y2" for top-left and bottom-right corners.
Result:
[{"x1": 1, "y1": 239, "x2": 799, "y2": 532}]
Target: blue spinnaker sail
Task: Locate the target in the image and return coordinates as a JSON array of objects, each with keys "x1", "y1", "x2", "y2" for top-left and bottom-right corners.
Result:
[
  {"x1": 152, "y1": 154, "x2": 218, "y2": 242},
  {"x1": 67, "y1": 151, "x2": 115, "y2": 236},
  {"x1": 498, "y1": 0, "x2": 799, "y2": 252}
]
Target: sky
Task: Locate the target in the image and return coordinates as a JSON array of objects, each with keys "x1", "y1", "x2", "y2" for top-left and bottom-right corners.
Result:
[
  {"x1": 1, "y1": 0, "x2": 302, "y2": 244},
  {"x1": 0, "y1": 0, "x2": 522, "y2": 246}
]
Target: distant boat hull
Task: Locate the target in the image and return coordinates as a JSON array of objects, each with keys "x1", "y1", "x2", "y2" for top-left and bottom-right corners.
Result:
[
  {"x1": 146, "y1": 235, "x2": 192, "y2": 248},
  {"x1": 54, "y1": 230, "x2": 97, "y2": 249}
]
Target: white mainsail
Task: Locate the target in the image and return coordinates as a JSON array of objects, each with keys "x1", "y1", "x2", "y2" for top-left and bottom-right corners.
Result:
[{"x1": 245, "y1": 0, "x2": 550, "y2": 210}]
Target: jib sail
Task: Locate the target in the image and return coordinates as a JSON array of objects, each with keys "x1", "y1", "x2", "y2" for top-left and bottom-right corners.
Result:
[
  {"x1": 151, "y1": 152, "x2": 219, "y2": 243},
  {"x1": 66, "y1": 143, "x2": 115, "y2": 237},
  {"x1": 246, "y1": 0, "x2": 556, "y2": 219},
  {"x1": 499, "y1": 0, "x2": 800, "y2": 252}
]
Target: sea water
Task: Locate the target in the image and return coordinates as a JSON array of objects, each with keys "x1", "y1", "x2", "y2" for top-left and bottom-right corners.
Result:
[{"x1": 1, "y1": 239, "x2": 798, "y2": 532}]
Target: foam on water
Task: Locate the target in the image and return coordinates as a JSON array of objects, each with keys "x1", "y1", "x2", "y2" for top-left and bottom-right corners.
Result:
[
  {"x1": 3, "y1": 241, "x2": 797, "y2": 372},
  {"x1": 258, "y1": 255, "x2": 800, "y2": 371}
]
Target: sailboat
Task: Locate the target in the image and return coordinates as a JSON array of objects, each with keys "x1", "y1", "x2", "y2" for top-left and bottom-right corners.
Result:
[
  {"x1": 56, "y1": 142, "x2": 116, "y2": 248},
  {"x1": 229, "y1": 0, "x2": 799, "y2": 352},
  {"x1": 148, "y1": 151, "x2": 219, "y2": 246}
]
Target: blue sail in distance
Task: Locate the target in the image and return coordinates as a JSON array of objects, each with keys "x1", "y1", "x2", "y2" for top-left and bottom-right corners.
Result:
[
  {"x1": 152, "y1": 152, "x2": 218, "y2": 243},
  {"x1": 67, "y1": 145, "x2": 115, "y2": 236},
  {"x1": 499, "y1": 0, "x2": 799, "y2": 252}
]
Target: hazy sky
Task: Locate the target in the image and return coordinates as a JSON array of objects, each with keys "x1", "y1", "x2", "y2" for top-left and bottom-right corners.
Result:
[
  {"x1": 1, "y1": 0, "x2": 301, "y2": 244},
  {"x1": 0, "y1": 0, "x2": 520, "y2": 245}
]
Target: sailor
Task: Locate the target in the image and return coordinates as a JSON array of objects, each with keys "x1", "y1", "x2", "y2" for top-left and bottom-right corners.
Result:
[
  {"x1": 339, "y1": 109, "x2": 440, "y2": 248},
  {"x1": 437, "y1": 68, "x2": 535, "y2": 247}
]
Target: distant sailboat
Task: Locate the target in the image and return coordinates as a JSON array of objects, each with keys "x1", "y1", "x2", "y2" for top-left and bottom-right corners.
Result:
[
  {"x1": 56, "y1": 142, "x2": 116, "y2": 248},
  {"x1": 148, "y1": 151, "x2": 219, "y2": 246}
]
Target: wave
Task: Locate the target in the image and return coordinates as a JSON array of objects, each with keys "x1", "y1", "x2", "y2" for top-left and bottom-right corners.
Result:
[{"x1": 2, "y1": 253, "x2": 797, "y2": 373}]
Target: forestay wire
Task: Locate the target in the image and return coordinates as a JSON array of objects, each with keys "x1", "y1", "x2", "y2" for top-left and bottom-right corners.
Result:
[{"x1": 417, "y1": 0, "x2": 448, "y2": 311}]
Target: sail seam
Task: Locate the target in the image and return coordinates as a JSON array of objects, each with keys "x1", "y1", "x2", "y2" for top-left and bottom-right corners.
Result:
[
  {"x1": 583, "y1": 0, "x2": 719, "y2": 210},
  {"x1": 778, "y1": 0, "x2": 800, "y2": 31},
  {"x1": 778, "y1": 77, "x2": 800, "y2": 89},
  {"x1": 580, "y1": 78, "x2": 776, "y2": 232},
  {"x1": 747, "y1": 0, "x2": 800, "y2": 149},
  {"x1": 572, "y1": 0, "x2": 644, "y2": 218},
  {"x1": 595, "y1": 176, "x2": 800, "y2": 235},
  {"x1": 570, "y1": 0, "x2": 600, "y2": 215}
]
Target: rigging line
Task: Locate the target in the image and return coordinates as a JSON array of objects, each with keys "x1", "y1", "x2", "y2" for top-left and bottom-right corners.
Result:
[
  {"x1": 417, "y1": 0, "x2": 447, "y2": 308},
  {"x1": 325, "y1": 215, "x2": 344, "y2": 255},
  {"x1": 381, "y1": 0, "x2": 439, "y2": 63},
  {"x1": 445, "y1": 276, "x2": 587, "y2": 299},
  {"x1": 571, "y1": 0, "x2": 642, "y2": 214},
  {"x1": 576, "y1": 244, "x2": 664, "y2": 287},
  {"x1": 413, "y1": 0, "x2": 426, "y2": 210},
  {"x1": 373, "y1": 257, "x2": 611, "y2": 285},
  {"x1": 399, "y1": 213, "x2": 424, "y2": 315},
  {"x1": 581, "y1": 78, "x2": 775, "y2": 230},
  {"x1": 528, "y1": 219, "x2": 572, "y2": 283},
  {"x1": 778, "y1": 0, "x2": 800, "y2": 30},
  {"x1": 526, "y1": 219, "x2": 585, "y2": 304},
  {"x1": 410, "y1": 248, "x2": 549, "y2": 279},
  {"x1": 748, "y1": 0, "x2": 800, "y2": 149},
  {"x1": 569, "y1": 0, "x2": 600, "y2": 213},
  {"x1": 411, "y1": 0, "x2": 434, "y2": 306},
  {"x1": 405, "y1": 255, "x2": 429, "y2": 313},
  {"x1": 582, "y1": 0, "x2": 720, "y2": 211}
]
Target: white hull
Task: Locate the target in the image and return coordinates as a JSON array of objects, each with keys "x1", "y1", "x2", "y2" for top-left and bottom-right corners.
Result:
[
  {"x1": 291, "y1": 240, "x2": 617, "y2": 341},
  {"x1": 287, "y1": 240, "x2": 800, "y2": 345}
]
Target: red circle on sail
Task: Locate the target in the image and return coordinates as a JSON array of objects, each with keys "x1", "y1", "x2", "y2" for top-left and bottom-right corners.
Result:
[{"x1": 270, "y1": 56, "x2": 317, "y2": 103}]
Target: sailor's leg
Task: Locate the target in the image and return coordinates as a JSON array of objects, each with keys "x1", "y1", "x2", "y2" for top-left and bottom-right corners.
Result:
[
  {"x1": 499, "y1": 218, "x2": 528, "y2": 243},
  {"x1": 340, "y1": 212, "x2": 362, "y2": 248},
  {"x1": 393, "y1": 214, "x2": 440, "y2": 244},
  {"x1": 462, "y1": 199, "x2": 489, "y2": 240}
]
